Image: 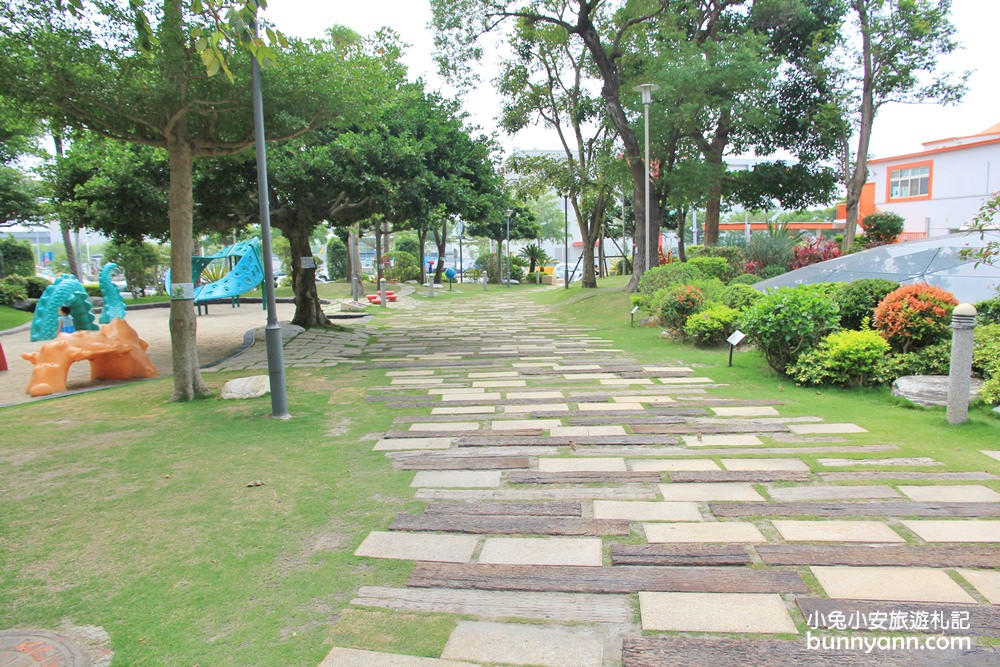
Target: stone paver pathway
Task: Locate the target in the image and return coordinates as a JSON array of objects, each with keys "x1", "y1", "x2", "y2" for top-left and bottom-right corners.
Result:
[{"x1": 261, "y1": 290, "x2": 997, "y2": 666}]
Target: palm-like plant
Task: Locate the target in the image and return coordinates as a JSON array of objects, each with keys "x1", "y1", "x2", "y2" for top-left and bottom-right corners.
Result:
[{"x1": 519, "y1": 243, "x2": 551, "y2": 274}]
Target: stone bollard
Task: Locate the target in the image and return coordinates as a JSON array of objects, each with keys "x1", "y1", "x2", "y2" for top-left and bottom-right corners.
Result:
[
  {"x1": 351, "y1": 274, "x2": 360, "y2": 302},
  {"x1": 947, "y1": 303, "x2": 978, "y2": 424},
  {"x1": 482, "y1": 271, "x2": 488, "y2": 291},
  {"x1": 379, "y1": 278, "x2": 388, "y2": 308}
]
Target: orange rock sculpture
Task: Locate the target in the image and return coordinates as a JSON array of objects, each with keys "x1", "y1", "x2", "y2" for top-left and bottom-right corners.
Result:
[{"x1": 22, "y1": 318, "x2": 158, "y2": 397}]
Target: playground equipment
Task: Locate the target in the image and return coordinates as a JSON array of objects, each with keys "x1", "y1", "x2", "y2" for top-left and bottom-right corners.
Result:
[
  {"x1": 172, "y1": 239, "x2": 266, "y2": 305},
  {"x1": 30, "y1": 264, "x2": 129, "y2": 341},
  {"x1": 22, "y1": 318, "x2": 158, "y2": 397}
]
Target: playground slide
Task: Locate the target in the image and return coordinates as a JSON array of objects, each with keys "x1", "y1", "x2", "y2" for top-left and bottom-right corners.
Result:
[{"x1": 193, "y1": 246, "x2": 265, "y2": 303}]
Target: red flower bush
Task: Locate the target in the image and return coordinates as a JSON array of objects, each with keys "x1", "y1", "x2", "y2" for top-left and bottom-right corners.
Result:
[
  {"x1": 791, "y1": 238, "x2": 841, "y2": 270},
  {"x1": 873, "y1": 283, "x2": 958, "y2": 353}
]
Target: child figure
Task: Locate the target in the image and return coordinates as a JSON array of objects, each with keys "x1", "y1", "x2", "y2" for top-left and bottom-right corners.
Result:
[{"x1": 58, "y1": 305, "x2": 75, "y2": 334}]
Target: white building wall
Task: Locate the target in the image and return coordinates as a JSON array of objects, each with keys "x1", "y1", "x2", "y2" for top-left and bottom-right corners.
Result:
[{"x1": 870, "y1": 140, "x2": 1000, "y2": 237}]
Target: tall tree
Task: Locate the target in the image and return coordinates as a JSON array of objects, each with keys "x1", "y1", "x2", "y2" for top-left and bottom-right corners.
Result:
[
  {"x1": 432, "y1": 0, "x2": 673, "y2": 291},
  {"x1": 0, "y1": 1, "x2": 372, "y2": 399},
  {"x1": 839, "y1": 0, "x2": 965, "y2": 251}
]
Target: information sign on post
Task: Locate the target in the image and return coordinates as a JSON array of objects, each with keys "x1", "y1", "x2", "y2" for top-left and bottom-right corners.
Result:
[{"x1": 727, "y1": 330, "x2": 746, "y2": 367}]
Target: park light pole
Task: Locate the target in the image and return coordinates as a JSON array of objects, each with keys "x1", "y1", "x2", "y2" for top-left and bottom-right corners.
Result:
[
  {"x1": 251, "y1": 3, "x2": 289, "y2": 419},
  {"x1": 633, "y1": 83, "x2": 658, "y2": 275},
  {"x1": 506, "y1": 209, "x2": 512, "y2": 288}
]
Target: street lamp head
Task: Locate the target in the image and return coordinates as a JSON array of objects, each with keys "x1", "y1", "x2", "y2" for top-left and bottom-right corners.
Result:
[{"x1": 632, "y1": 83, "x2": 659, "y2": 105}]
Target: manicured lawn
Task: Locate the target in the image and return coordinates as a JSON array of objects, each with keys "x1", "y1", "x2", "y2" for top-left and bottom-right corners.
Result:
[{"x1": 0, "y1": 304, "x2": 33, "y2": 330}]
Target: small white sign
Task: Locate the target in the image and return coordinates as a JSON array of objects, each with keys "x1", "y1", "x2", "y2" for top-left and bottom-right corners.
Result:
[
  {"x1": 170, "y1": 282, "x2": 194, "y2": 300},
  {"x1": 301, "y1": 256, "x2": 316, "y2": 269},
  {"x1": 630, "y1": 305, "x2": 640, "y2": 314},
  {"x1": 727, "y1": 330, "x2": 746, "y2": 346}
]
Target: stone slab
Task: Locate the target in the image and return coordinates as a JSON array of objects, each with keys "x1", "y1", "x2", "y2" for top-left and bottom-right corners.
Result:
[
  {"x1": 659, "y1": 483, "x2": 765, "y2": 502},
  {"x1": 430, "y1": 387, "x2": 485, "y2": 395},
  {"x1": 468, "y1": 371, "x2": 520, "y2": 378},
  {"x1": 391, "y1": 378, "x2": 445, "y2": 385},
  {"x1": 956, "y1": 568, "x2": 1000, "y2": 604},
  {"x1": 593, "y1": 501, "x2": 703, "y2": 522},
  {"x1": 492, "y1": 419, "x2": 562, "y2": 431},
  {"x1": 505, "y1": 403, "x2": 570, "y2": 413},
  {"x1": 386, "y1": 370, "x2": 436, "y2": 376},
  {"x1": 473, "y1": 380, "x2": 526, "y2": 388},
  {"x1": 409, "y1": 422, "x2": 480, "y2": 432},
  {"x1": 567, "y1": 373, "x2": 617, "y2": 379},
  {"x1": 892, "y1": 374, "x2": 984, "y2": 407},
  {"x1": 983, "y1": 451, "x2": 1000, "y2": 462},
  {"x1": 772, "y1": 520, "x2": 905, "y2": 543},
  {"x1": 898, "y1": 485, "x2": 1000, "y2": 503},
  {"x1": 551, "y1": 425, "x2": 627, "y2": 437},
  {"x1": 441, "y1": 393, "x2": 502, "y2": 402},
  {"x1": 600, "y1": 378, "x2": 654, "y2": 385},
  {"x1": 819, "y1": 457, "x2": 942, "y2": 467},
  {"x1": 787, "y1": 423, "x2": 867, "y2": 434},
  {"x1": 643, "y1": 366, "x2": 694, "y2": 373},
  {"x1": 617, "y1": 395, "x2": 675, "y2": 404},
  {"x1": 578, "y1": 402, "x2": 644, "y2": 411},
  {"x1": 711, "y1": 406, "x2": 781, "y2": 417},
  {"x1": 478, "y1": 537, "x2": 603, "y2": 566},
  {"x1": 431, "y1": 406, "x2": 496, "y2": 415},
  {"x1": 644, "y1": 522, "x2": 766, "y2": 543},
  {"x1": 630, "y1": 459, "x2": 721, "y2": 472},
  {"x1": 767, "y1": 485, "x2": 902, "y2": 502},
  {"x1": 355, "y1": 531, "x2": 478, "y2": 563},
  {"x1": 538, "y1": 457, "x2": 628, "y2": 472},
  {"x1": 901, "y1": 519, "x2": 1000, "y2": 542},
  {"x1": 638, "y1": 592, "x2": 796, "y2": 634},
  {"x1": 409, "y1": 471, "x2": 502, "y2": 489},
  {"x1": 684, "y1": 434, "x2": 764, "y2": 447},
  {"x1": 505, "y1": 391, "x2": 564, "y2": 400},
  {"x1": 721, "y1": 458, "x2": 809, "y2": 472},
  {"x1": 374, "y1": 437, "x2": 456, "y2": 451},
  {"x1": 659, "y1": 377, "x2": 714, "y2": 384},
  {"x1": 319, "y1": 648, "x2": 478, "y2": 667},
  {"x1": 441, "y1": 621, "x2": 603, "y2": 667},
  {"x1": 812, "y1": 566, "x2": 978, "y2": 604}
]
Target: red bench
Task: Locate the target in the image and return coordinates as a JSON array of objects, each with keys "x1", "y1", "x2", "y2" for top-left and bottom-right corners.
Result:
[{"x1": 366, "y1": 292, "x2": 397, "y2": 304}]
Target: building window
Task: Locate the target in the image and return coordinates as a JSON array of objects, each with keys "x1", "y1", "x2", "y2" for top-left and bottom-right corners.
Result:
[{"x1": 888, "y1": 161, "x2": 932, "y2": 200}]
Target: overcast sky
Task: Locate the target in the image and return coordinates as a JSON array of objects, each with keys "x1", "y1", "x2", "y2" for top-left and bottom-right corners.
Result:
[{"x1": 263, "y1": 0, "x2": 1000, "y2": 161}]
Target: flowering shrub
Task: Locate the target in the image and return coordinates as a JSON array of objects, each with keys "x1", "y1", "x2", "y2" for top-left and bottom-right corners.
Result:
[
  {"x1": 860, "y1": 211, "x2": 904, "y2": 247},
  {"x1": 740, "y1": 285, "x2": 840, "y2": 373},
  {"x1": 788, "y1": 329, "x2": 890, "y2": 387},
  {"x1": 684, "y1": 304, "x2": 739, "y2": 347},
  {"x1": 743, "y1": 260, "x2": 764, "y2": 276},
  {"x1": 974, "y1": 323, "x2": 1000, "y2": 405},
  {"x1": 873, "y1": 283, "x2": 958, "y2": 353},
  {"x1": 656, "y1": 284, "x2": 704, "y2": 333},
  {"x1": 791, "y1": 238, "x2": 841, "y2": 270}
]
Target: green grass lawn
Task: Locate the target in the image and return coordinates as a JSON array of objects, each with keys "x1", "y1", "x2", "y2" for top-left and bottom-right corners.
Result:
[
  {"x1": 0, "y1": 304, "x2": 33, "y2": 330},
  {"x1": 1, "y1": 278, "x2": 997, "y2": 665}
]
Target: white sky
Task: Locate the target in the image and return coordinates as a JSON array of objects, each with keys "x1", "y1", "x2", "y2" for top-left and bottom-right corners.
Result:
[{"x1": 263, "y1": 0, "x2": 1000, "y2": 161}]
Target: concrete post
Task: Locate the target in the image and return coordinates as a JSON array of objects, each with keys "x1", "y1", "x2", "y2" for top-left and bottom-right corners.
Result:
[
  {"x1": 482, "y1": 271, "x2": 488, "y2": 291},
  {"x1": 379, "y1": 278, "x2": 387, "y2": 309},
  {"x1": 947, "y1": 303, "x2": 978, "y2": 424}
]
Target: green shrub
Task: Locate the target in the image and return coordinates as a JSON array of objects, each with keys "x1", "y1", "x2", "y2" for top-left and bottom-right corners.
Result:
[
  {"x1": 688, "y1": 245, "x2": 745, "y2": 281},
  {"x1": 325, "y1": 236, "x2": 348, "y2": 280},
  {"x1": 656, "y1": 284, "x2": 704, "y2": 332},
  {"x1": 721, "y1": 283, "x2": 763, "y2": 311},
  {"x1": 613, "y1": 258, "x2": 632, "y2": 275},
  {"x1": 728, "y1": 273, "x2": 760, "y2": 286},
  {"x1": 787, "y1": 329, "x2": 890, "y2": 387},
  {"x1": 687, "y1": 257, "x2": 730, "y2": 282},
  {"x1": 84, "y1": 283, "x2": 102, "y2": 297},
  {"x1": 973, "y1": 324, "x2": 1000, "y2": 406},
  {"x1": 873, "y1": 341, "x2": 952, "y2": 385},
  {"x1": 974, "y1": 296, "x2": 1000, "y2": 325},
  {"x1": 384, "y1": 251, "x2": 419, "y2": 282},
  {"x1": 834, "y1": 278, "x2": 900, "y2": 330},
  {"x1": 637, "y1": 262, "x2": 706, "y2": 295},
  {"x1": 740, "y1": 285, "x2": 841, "y2": 373},
  {"x1": 746, "y1": 222, "x2": 802, "y2": 271},
  {"x1": 689, "y1": 278, "x2": 726, "y2": 305},
  {"x1": 873, "y1": 283, "x2": 958, "y2": 353},
  {"x1": 0, "y1": 237, "x2": 35, "y2": 277},
  {"x1": 760, "y1": 264, "x2": 788, "y2": 279},
  {"x1": 0, "y1": 275, "x2": 28, "y2": 305},
  {"x1": 860, "y1": 211, "x2": 904, "y2": 247},
  {"x1": 684, "y1": 304, "x2": 739, "y2": 347}
]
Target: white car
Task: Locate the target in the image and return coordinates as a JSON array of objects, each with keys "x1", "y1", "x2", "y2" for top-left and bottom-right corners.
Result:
[{"x1": 551, "y1": 263, "x2": 581, "y2": 283}]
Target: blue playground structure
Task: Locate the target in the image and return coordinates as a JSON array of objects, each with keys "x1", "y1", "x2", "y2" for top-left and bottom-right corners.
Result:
[{"x1": 190, "y1": 239, "x2": 266, "y2": 304}]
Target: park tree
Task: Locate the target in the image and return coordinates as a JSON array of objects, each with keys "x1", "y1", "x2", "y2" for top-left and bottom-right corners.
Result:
[
  {"x1": 0, "y1": 0, "x2": 371, "y2": 400},
  {"x1": 498, "y1": 14, "x2": 618, "y2": 289},
  {"x1": 432, "y1": 0, "x2": 674, "y2": 290},
  {"x1": 103, "y1": 238, "x2": 162, "y2": 297},
  {"x1": 838, "y1": 0, "x2": 966, "y2": 252},
  {"x1": 465, "y1": 202, "x2": 540, "y2": 283}
]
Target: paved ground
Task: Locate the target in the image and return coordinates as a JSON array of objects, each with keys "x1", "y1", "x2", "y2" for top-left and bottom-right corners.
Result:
[
  {"x1": 303, "y1": 291, "x2": 998, "y2": 667},
  {"x1": 3, "y1": 287, "x2": 998, "y2": 666}
]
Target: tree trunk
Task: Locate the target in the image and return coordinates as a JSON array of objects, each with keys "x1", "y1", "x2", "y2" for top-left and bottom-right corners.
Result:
[
  {"x1": 166, "y1": 135, "x2": 211, "y2": 401},
  {"x1": 677, "y1": 207, "x2": 688, "y2": 262},
  {"x1": 701, "y1": 113, "x2": 731, "y2": 247},
  {"x1": 417, "y1": 228, "x2": 428, "y2": 283},
  {"x1": 283, "y1": 219, "x2": 329, "y2": 328},
  {"x1": 52, "y1": 134, "x2": 82, "y2": 280},
  {"x1": 433, "y1": 223, "x2": 447, "y2": 283},
  {"x1": 842, "y1": 0, "x2": 876, "y2": 253}
]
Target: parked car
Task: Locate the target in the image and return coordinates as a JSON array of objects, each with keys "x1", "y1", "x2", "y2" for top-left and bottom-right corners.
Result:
[{"x1": 551, "y1": 263, "x2": 581, "y2": 283}]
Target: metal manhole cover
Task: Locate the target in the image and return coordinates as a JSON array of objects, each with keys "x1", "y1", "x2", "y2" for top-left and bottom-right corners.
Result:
[{"x1": 0, "y1": 630, "x2": 91, "y2": 667}]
